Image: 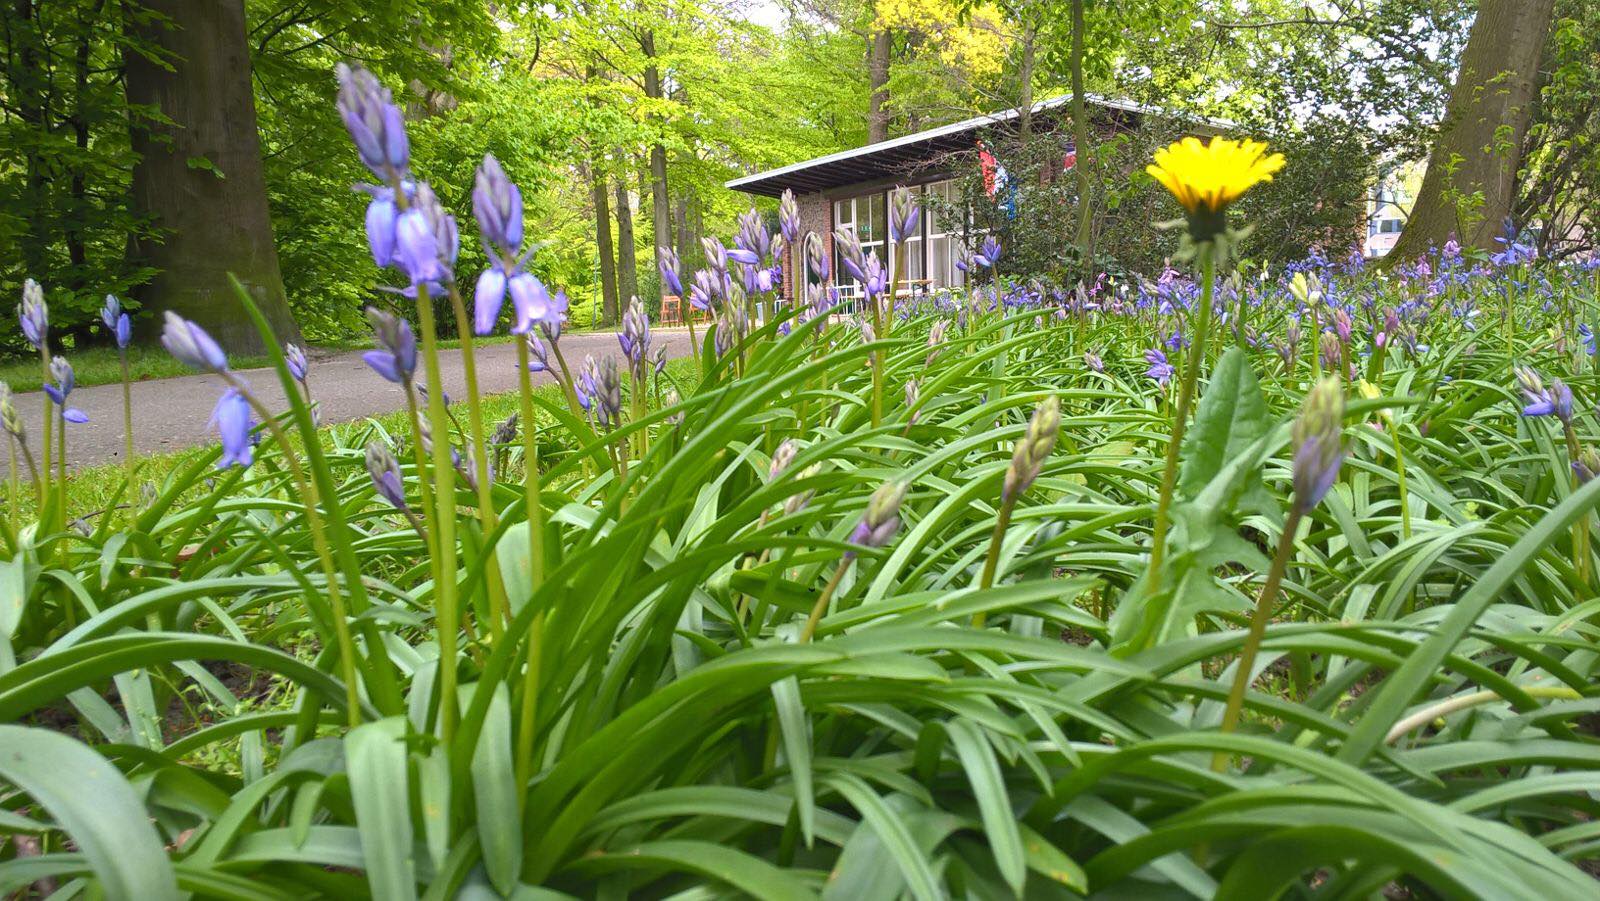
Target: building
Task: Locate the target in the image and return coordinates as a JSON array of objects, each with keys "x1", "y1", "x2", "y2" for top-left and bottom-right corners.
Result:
[
  {"x1": 724, "y1": 94, "x2": 1219, "y2": 302},
  {"x1": 1366, "y1": 161, "x2": 1421, "y2": 259}
]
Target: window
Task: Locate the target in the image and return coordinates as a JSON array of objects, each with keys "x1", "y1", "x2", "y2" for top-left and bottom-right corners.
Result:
[{"x1": 1380, "y1": 219, "x2": 1402, "y2": 234}]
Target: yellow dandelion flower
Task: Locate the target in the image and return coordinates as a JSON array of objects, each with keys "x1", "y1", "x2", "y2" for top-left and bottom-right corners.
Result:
[{"x1": 1146, "y1": 136, "x2": 1285, "y2": 242}]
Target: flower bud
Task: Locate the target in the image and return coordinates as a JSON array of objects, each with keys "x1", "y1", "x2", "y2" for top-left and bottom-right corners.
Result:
[
  {"x1": 366, "y1": 440, "x2": 408, "y2": 511},
  {"x1": 18, "y1": 279, "x2": 47, "y2": 349},
  {"x1": 779, "y1": 189, "x2": 801, "y2": 243},
  {"x1": 1003, "y1": 396, "x2": 1060, "y2": 502},
  {"x1": 1291, "y1": 377, "x2": 1345, "y2": 513},
  {"x1": 472, "y1": 153, "x2": 524, "y2": 254},
  {"x1": 161, "y1": 311, "x2": 229, "y2": 372},
  {"x1": 848, "y1": 481, "x2": 908, "y2": 552},
  {"x1": 769, "y1": 439, "x2": 798, "y2": 481}
]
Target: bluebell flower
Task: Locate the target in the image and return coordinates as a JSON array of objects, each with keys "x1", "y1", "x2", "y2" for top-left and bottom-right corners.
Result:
[
  {"x1": 472, "y1": 153, "x2": 524, "y2": 254},
  {"x1": 474, "y1": 267, "x2": 507, "y2": 335},
  {"x1": 211, "y1": 388, "x2": 254, "y2": 468},
  {"x1": 365, "y1": 440, "x2": 408, "y2": 511},
  {"x1": 363, "y1": 307, "x2": 417, "y2": 385},
  {"x1": 510, "y1": 272, "x2": 561, "y2": 335},
  {"x1": 1292, "y1": 378, "x2": 1345, "y2": 512},
  {"x1": 43, "y1": 356, "x2": 88, "y2": 423},
  {"x1": 285, "y1": 343, "x2": 309, "y2": 385},
  {"x1": 161, "y1": 312, "x2": 228, "y2": 372},
  {"x1": 779, "y1": 189, "x2": 801, "y2": 243},
  {"x1": 1144, "y1": 348, "x2": 1173, "y2": 386},
  {"x1": 101, "y1": 295, "x2": 131, "y2": 349}
]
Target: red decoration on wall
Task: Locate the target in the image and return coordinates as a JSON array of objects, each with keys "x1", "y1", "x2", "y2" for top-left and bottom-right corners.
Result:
[{"x1": 978, "y1": 141, "x2": 998, "y2": 197}]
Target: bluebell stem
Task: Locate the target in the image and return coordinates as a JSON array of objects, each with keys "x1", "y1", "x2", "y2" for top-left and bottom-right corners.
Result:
[
  {"x1": 335, "y1": 63, "x2": 409, "y2": 179},
  {"x1": 18, "y1": 279, "x2": 47, "y2": 349},
  {"x1": 658, "y1": 245, "x2": 684, "y2": 296},
  {"x1": 363, "y1": 307, "x2": 418, "y2": 385},
  {"x1": 472, "y1": 153, "x2": 524, "y2": 254},
  {"x1": 161, "y1": 311, "x2": 229, "y2": 372},
  {"x1": 779, "y1": 189, "x2": 801, "y2": 244},
  {"x1": 211, "y1": 388, "x2": 255, "y2": 469},
  {"x1": 366, "y1": 440, "x2": 409, "y2": 511},
  {"x1": 43, "y1": 357, "x2": 88, "y2": 423},
  {"x1": 1292, "y1": 377, "x2": 1346, "y2": 513},
  {"x1": 889, "y1": 187, "x2": 920, "y2": 243}
]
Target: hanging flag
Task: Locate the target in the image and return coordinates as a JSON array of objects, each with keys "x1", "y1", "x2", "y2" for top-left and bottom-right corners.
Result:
[{"x1": 978, "y1": 141, "x2": 998, "y2": 197}]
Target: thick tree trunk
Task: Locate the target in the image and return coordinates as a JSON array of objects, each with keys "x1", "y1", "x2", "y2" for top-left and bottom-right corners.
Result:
[
  {"x1": 613, "y1": 174, "x2": 639, "y2": 308},
  {"x1": 641, "y1": 30, "x2": 673, "y2": 298},
  {"x1": 591, "y1": 165, "x2": 619, "y2": 326},
  {"x1": 1387, "y1": 0, "x2": 1556, "y2": 261},
  {"x1": 867, "y1": 28, "x2": 891, "y2": 144},
  {"x1": 122, "y1": 0, "x2": 298, "y2": 352},
  {"x1": 1069, "y1": 0, "x2": 1096, "y2": 268},
  {"x1": 1017, "y1": 26, "x2": 1034, "y2": 141}
]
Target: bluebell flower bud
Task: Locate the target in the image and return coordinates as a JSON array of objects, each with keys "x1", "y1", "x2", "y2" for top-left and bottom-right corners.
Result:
[
  {"x1": 1084, "y1": 349, "x2": 1104, "y2": 372},
  {"x1": 976, "y1": 235, "x2": 1001, "y2": 268},
  {"x1": 769, "y1": 439, "x2": 797, "y2": 481},
  {"x1": 1003, "y1": 396, "x2": 1059, "y2": 502},
  {"x1": 889, "y1": 186, "x2": 920, "y2": 244},
  {"x1": 526, "y1": 329, "x2": 550, "y2": 373},
  {"x1": 804, "y1": 231, "x2": 826, "y2": 281},
  {"x1": 18, "y1": 279, "x2": 46, "y2": 349},
  {"x1": 834, "y1": 228, "x2": 866, "y2": 283},
  {"x1": 0, "y1": 381, "x2": 20, "y2": 440},
  {"x1": 101, "y1": 294, "x2": 121, "y2": 332},
  {"x1": 688, "y1": 269, "x2": 718, "y2": 312},
  {"x1": 285, "y1": 343, "x2": 309, "y2": 385},
  {"x1": 658, "y1": 245, "x2": 683, "y2": 296},
  {"x1": 779, "y1": 189, "x2": 801, "y2": 243},
  {"x1": 701, "y1": 237, "x2": 729, "y2": 275},
  {"x1": 472, "y1": 153, "x2": 524, "y2": 255},
  {"x1": 595, "y1": 356, "x2": 622, "y2": 428},
  {"x1": 161, "y1": 312, "x2": 229, "y2": 372},
  {"x1": 365, "y1": 440, "x2": 408, "y2": 511},
  {"x1": 336, "y1": 63, "x2": 409, "y2": 178},
  {"x1": 620, "y1": 297, "x2": 651, "y2": 378},
  {"x1": 847, "y1": 481, "x2": 908, "y2": 553},
  {"x1": 1292, "y1": 377, "x2": 1345, "y2": 513}
]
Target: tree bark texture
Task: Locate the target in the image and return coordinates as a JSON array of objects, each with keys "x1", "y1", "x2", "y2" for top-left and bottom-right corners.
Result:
[
  {"x1": 613, "y1": 175, "x2": 639, "y2": 308},
  {"x1": 1387, "y1": 0, "x2": 1556, "y2": 261},
  {"x1": 641, "y1": 29, "x2": 673, "y2": 295},
  {"x1": 1070, "y1": 0, "x2": 1097, "y2": 267},
  {"x1": 123, "y1": 0, "x2": 298, "y2": 352},
  {"x1": 591, "y1": 164, "x2": 619, "y2": 326},
  {"x1": 867, "y1": 27, "x2": 891, "y2": 144}
]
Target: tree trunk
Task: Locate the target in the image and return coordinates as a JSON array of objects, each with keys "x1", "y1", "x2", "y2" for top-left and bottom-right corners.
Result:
[
  {"x1": 641, "y1": 30, "x2": 673, "y2": 299},
  {"x1": 867, "y1": 27, "x2": 891, "y2": 144},
  {"x1": 13, "y1": 0, "x2": 51, "y2": 280},
  {"x1": 591, "y1": 164, "x2": 619, "y2": 326},
  {"x1": 122, "y1": 0, "x2": 298, "y2": 352},
  {"x1": 1386, "y1": 0, "x2": 1556, "y2": 261},
  {"x1": 1069, "y1": 0, "x2": 1096, "y2": 269},
  {"x1": 1017, "y1": 25, "x2": 1034, "y2": 140},
  {"x1": 613, "y1": 174, "x2": 639, "y2": 308}
]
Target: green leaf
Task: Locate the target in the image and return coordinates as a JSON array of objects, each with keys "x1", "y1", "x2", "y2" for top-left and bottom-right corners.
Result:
[
  {"x1": 347, "y1": 717, "x2": 418, "y2": 901},
  {"x1": 1178, "y1": 346, "x2": 1268, "y2": 500},
  {"x1": 0, "y1": 726, "x2": 178, "y2": 899},
  {"x1": 471, "y1": 683, "x2": 522, "y2": 894}
]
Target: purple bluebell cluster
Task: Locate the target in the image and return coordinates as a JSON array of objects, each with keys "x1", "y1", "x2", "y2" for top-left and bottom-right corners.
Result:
[
  {"x1": 1144, "y1": 348, "x2": 1173, "y2": 386},
  {"x1": 43, "y1": 357, "x2": 88, "y2": 424},
  {"x1": 363, "y1": 307, "x2": 418, "y2": 386},
  {"x1": 102, "y1": 295, "x2": 131, "y2": 349},
  {"x1": 19, "y1": 279, "x2": 47, "y2": 349}
]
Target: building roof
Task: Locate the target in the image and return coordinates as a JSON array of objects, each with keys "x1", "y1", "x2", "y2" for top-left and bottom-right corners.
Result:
[{"x1": 725, "y1": 94, "x2": 1220, "y2": 198}]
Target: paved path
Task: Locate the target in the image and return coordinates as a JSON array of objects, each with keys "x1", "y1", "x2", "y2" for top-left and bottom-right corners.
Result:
[{"x1": 11, "y1": 329, "x2": 693, "y2": 470}]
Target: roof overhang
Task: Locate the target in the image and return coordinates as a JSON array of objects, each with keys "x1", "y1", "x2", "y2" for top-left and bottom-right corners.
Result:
[{"x1": 725, "y1": 94, "x2": 1225, "y2": 198}]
